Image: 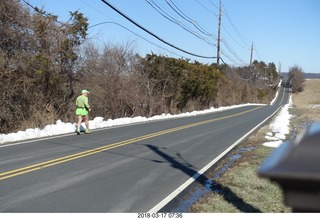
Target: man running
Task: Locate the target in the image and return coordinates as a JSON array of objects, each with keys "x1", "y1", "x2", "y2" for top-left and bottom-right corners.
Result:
[{"x1": 76, "y1": 89, "x2": 91, "y2": 135}]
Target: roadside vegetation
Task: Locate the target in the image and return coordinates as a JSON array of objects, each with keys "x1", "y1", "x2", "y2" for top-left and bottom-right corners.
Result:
[
  {"x1": 189, "y1": 79, "x2": 319, "y2": 213},
  {"x1": 1, "y1": 0, "x2": 279, "y2": 134}
]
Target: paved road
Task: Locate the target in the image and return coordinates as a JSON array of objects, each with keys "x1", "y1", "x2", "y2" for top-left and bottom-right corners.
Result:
[{"x1": 0, "y1": 85, "x2": 290, "y2": 212}]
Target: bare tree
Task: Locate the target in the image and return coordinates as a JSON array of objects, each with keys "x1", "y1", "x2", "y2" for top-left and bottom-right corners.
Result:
[
  {"x1": 288, "y1": 65, "x2": 305, "y2": 93},
  {"x1": 0, "y1": 0, "x2": 88, "y2": 133},
  {"x1": 76, "y1": 41, "x2": 141, "y2": 119}
]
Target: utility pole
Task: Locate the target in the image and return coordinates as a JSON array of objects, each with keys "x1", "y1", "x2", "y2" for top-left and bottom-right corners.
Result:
[
  {"x1": 217, "y1": 0, "x2": 222, "y2": 66},
  {"x1": 249, "y1": 42, "x2": 253, "y2": 71},
  {"x1": 278, "y1": 62, "x2": 282, "y2": 80}
]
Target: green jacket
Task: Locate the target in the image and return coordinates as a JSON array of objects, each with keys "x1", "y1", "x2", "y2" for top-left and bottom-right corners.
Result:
[{"x1": 76, "y1": 95, "x2": 90, "y2": 110}]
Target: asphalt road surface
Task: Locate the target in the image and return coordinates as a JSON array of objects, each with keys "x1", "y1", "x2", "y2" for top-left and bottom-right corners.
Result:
[{"x1": 0, "y1": 85, "x2": 290, "y2": 212}]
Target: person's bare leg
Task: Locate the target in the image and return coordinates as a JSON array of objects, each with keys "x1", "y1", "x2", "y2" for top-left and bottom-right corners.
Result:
[
  {"x1": 84, "y1": 115, "x2": 91, "y2": 133},
  {"x1": 77, "y1": 115, "x2": 82, "y2": 134}
]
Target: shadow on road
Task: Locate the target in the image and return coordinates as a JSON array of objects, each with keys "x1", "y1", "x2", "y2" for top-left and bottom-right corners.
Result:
[{"x1": 145, "y1": 144, "x2": 261, "y2": 213}]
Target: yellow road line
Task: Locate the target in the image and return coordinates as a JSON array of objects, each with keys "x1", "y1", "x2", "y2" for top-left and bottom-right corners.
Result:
[
  {"x1": 279, "y1": 86, "x2": 286, "y2": 105},
  {"x1": 0, "y1": 106, "x2": 263, "y2": 181}
]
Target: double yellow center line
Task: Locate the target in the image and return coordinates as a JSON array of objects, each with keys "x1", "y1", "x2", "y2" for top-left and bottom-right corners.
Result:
[
  {"x1": 0, "y1": 106, "x2": 263, "y2": 181},
  {"x1": 278, "y1": 86, "x2": 287, "y2": 106}
]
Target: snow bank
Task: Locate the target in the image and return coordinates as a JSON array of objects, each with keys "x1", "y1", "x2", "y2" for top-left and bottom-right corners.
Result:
[{"x1": 0, "y1": 103, "x2": 263, "y2": 144}]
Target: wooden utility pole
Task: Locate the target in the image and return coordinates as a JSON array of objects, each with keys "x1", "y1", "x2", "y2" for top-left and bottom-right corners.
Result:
[
  {"x1": 278, "y1": 62, "x2": 282, "y2": 79},
  {"x1": 249, "y1": 42, "x2": 253, "y2": 71},
  {"x1": 217, "y1": 0, "x2": 222, "y2": 65}
]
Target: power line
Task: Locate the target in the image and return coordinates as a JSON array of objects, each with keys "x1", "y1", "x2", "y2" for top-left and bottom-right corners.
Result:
[
  {"x1": 221, "y1": 2, "x2": 250, "y2": 48},
  {"x1": 23, "y1": 0, "x2": 213, "y2": 61},
  {"x1": 220, "y1": 50, "x2": 242, "y2": 66},
  {"x1": 92, "y1": 1, "x2": 265, "y2": 82},
  {"x1": 221, "y1": 24, "x2": 250, "y2": 50},
  {"x1": 80, "y1": 0, "x2": 192, "y2": 59},
  {"x1": 25, "y1": 0, "x2": 257, "y2": 69},
  {"x1": 22, "y1": 0, "x2": 64, "y2": 25},
  {"x1": 146, "y1": 0, "x2": 216, "y2": 46},
  {"x1": 219, "y1": 57, "x2": 255, "y2": 81},
  {"x1": 214, "y1": 0, "x2": 251, "y2": 67},
  {"x1": 87, "y1": 2, "x2": 272, "y2": 83},
  {"x1": 193, "y1": 0, "x2": 248, "y2": 67},
  {"x1": 221, "y1": 39, "x2": 248, "y2": 65},
  {"x1": 194, "y1": 0, "x2": 216, "y2": 15},
  {"x1": 89, "y1": 21, "x2": 186, "y2": 58},
  {"x1": 254, "y1": 46, "x2": 262, "y2": 61},
  {"x1": 99, "y1": 0, "x2": 216, "y2": 59},
  {"x1": 208, "y1": 0, "x2": 220, "y2": 11},
  {"x1": 165, "y1": 0, "x2": 217, "y2": 39}
]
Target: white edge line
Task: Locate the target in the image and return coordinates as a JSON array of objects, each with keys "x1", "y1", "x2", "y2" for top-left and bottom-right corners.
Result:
[{"x1": 148, "y1": 105, "x2": 283, "y2": 213}]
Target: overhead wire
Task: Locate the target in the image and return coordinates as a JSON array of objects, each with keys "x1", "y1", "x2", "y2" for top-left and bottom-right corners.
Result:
[
  {"x1": 97, "y1": 0, "x2": 253, "y2": 70},
  {"x1": 207, "y1": 0, "x2": 220, "y2": 11},
  {"x1": 216, "y1": 0, "x2": 252, "y2": 67},
  {"x1": 23, "y1": 0, "x2": 211, "y2": 62},
  {"x1": 195, "y1": 0, "x2": 251, "y2": 68},
  {"x1": 219, "y1": 3, "x2": 267, "y2": 81},
  {"x1": 193, "y1": 0, "x2": 244, "y2": 66},
  {"x1": 81, "y1": 0, "x2": 197, "y2": 59},
  {"x1": 219, "y1": 57, "x2": 255, "y2": 81},
  {"x1": 159, "y1": 0, "x2": 248, "y2": 67},
  {"x1": 100, "y1": 0, "x2": 271, "y2": 84},
  {"x1": 193, "y1": 0, "x2": 216, "y2": 15},
  {"x1": 99, "y1": 0, "x2": 216, "y2": 59},
  {"x1": 221, "y1": 24, "x2": 250, "y2": 50},
  {"x1": 214, "y1": 0, "x2": 265, "y2": 81},
  {"x1": 180, "y1": 0, "x2": 255, "y2": 80},
  {"x1": 221, "y1": 2, "x2": 250, "y2": 48},
  {"x1": 25, "y1": 0, "x2": 266, "y2": 82},
  {"x1": 21, "y1": 0, "x2": 64, "y2": 25},
  {"x1": 220, "y1": 50, "x2": 243, "y2": 66},
  {"x1": 254, "y1": 46, "x2": 262, "y2": 61},
  {"x1": 89, "y1": 21, "x2": 186, "y2": 58},
  {"x1": 165, "y1": 0, "x2": 217, "y2": 39},
  {"x1": 221, "y1": 39, "x2": 248, "y2": 65},
  {"x1": 146, "y1": 0, "x2": 216, "y2": 46}
]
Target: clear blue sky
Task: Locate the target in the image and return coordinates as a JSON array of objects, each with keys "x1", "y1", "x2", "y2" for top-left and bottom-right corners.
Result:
[{"x1": 25, "y1": 0, "x2": 320, "y2": 73}]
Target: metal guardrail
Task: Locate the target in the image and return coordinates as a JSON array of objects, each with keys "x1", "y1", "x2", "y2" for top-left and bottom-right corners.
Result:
[{"x1": 258, "y1": 122, "x2": 320, "y2": 212}]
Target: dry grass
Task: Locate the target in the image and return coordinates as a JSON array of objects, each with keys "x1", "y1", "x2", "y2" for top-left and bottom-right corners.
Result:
[
  {"x1": 290, "y1": 80, "x2": 320, "y2": 135},
  {"x1": 292, "y1": 80, "x2": 320, "y2": 107},
  {"x1": 189, "y1": 80, "x2": 320, "y2": 213},
  {"x1": 190, "y1": 125, "x2": 290, "y2": 213}
]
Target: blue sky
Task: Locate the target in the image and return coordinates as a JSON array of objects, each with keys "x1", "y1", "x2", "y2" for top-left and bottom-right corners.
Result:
[{"x1": 25, "y1": 0, "x2": 320, "y2": 73}]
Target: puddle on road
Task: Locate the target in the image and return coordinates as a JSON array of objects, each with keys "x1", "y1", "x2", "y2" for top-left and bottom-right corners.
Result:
[{"x1": 170, "y1": 146, "x2": 255, "y2": 212}]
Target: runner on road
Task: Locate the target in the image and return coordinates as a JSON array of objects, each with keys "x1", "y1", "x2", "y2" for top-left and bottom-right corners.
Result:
[{"x1": 76, "y1": 89, "x2": 91, "y2": 135}]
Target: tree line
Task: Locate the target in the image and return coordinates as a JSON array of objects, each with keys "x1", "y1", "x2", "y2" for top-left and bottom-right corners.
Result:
[{"x1": 1, "y1": 0, "x2": 288, "y2": 134}]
